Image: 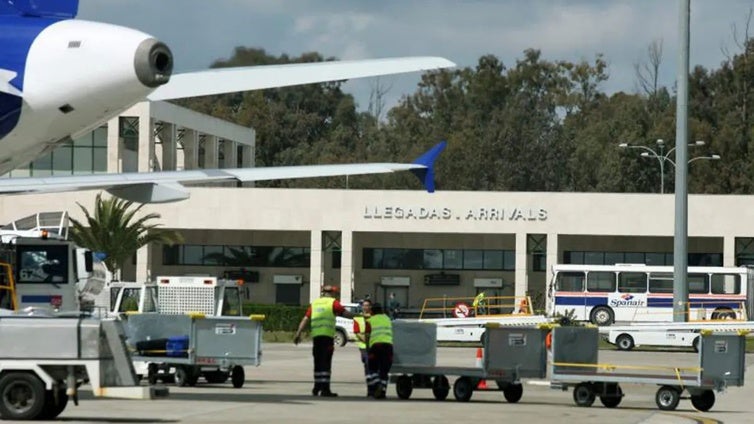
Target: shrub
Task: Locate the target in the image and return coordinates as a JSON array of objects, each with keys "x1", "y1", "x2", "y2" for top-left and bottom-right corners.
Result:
[{"x1": 243, "y1": 303, "x2": 308, "y2": 332}]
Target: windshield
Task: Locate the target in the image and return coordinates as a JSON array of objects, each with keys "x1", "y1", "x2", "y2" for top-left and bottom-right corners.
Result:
[{"x1": 222, "y1": 287, "x2": 242, "y2": 316}]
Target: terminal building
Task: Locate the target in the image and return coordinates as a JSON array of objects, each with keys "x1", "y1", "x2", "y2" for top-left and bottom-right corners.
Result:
[{"x1": 1, "y1": 103, "x2": 753, "y2": 313}]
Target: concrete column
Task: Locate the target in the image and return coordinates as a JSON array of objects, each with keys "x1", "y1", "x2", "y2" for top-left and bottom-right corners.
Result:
[
  {"x1": 160, "y1": 122, "x2": 177, "y2": 171},
  {"x1": 203, "y1": 135, "x2": 218, "y2": 169},
  {"x1": 137, "y1": 116, "x2": 154, "y2": 172},
  {"x1": 135, "y1": 245, "x2": 151, "y2": 283},
  {"x1": 515, "y1": 232, "x2": 527, "y2": 299},
  {"x1": 240, "y1": 145, "x2": 254, "y2": 187},
  {"x1": 546, "y1": 232, "x2": 559, "y2": 311},
  {"x1": 182, "y1": 129, "x2": 198, "y2": 170},
  {"x1": 309, "y1": 230, "x2": 323, "y2": 303},
  {"x1": 724, "y1": 236, "x2": 736, "y2": 267},
  {"x1": 223, "y1": 140, "x2": 238, "y2": 169},
  {"x1": 339, "y1": 230, "x2": 353, "y2": 303},
  {"x1": 106, "y1": 117, "x2": 120, "y2": 173}
]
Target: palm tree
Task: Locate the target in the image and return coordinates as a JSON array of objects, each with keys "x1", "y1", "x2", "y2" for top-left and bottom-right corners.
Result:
[{"x1": 69, "y1": 193, "x2": 183, "y2": 279}]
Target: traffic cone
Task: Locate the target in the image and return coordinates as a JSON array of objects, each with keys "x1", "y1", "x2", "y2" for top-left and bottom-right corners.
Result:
[{"x1": 475, "y1": 348, "x2": 488, "y2": 389}]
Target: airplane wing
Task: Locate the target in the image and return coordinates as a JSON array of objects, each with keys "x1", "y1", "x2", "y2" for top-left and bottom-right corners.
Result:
[
  {"x1": 147, "y1": 57, "x2": 455, "y2": 101},
  {"x1": 0, "y1": 141, "x2": 446, "y2": 203}
]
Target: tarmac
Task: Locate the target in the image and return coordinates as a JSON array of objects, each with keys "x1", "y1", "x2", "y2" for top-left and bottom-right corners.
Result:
[{"x1": 36, "y1": 344, "x2": 754, "y2": 424}]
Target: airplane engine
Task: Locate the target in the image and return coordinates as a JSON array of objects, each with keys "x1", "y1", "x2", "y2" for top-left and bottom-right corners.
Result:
[{"x1": 0, "y1": 19, "x2": 174, "y2": 171}]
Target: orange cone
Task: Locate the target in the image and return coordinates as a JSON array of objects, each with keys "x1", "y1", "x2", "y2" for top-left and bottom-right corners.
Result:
[{"x1": 475, "y1": 348, "x2": 488, "y2": 389}]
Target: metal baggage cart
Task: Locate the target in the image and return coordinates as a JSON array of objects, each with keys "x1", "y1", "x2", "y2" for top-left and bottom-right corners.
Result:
[
  {"x1": 549, "y1": 326, "x2": 746, "y2": 411},
  {"x1": 125, "y1": 313, "x2": 264, "y2": 388},
  {"x1": 390, "y1": 322, "x2": 549, "y2": 402}
]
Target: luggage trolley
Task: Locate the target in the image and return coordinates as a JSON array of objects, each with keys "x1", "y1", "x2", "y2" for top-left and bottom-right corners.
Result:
[
  {"x1": 125, "y1": 313, "x2": 264, "y2": 388},
  {"x1": 390, "y1": 322, "x2": 549, "y2": 402},
  {"x1": 549, "y1": 326, "x2": 747, "y2": 411}
]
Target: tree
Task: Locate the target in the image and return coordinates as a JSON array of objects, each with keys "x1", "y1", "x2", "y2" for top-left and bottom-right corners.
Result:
[{"x1": 69, "y1": 193, "x2": 183, "y2": 279}]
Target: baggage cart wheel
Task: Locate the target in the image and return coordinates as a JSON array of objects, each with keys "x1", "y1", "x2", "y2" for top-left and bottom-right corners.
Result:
[
  {"x1": 174, "y1": 366, "x2": 190, "y2": 387},
  {"x1": 572, "y1": 383, "x2": 595, "y2": 407},
  {"x1": 503, "y1": 383, "x2": 524, "y2": 403},
  {"x1": 655, "y1": 386, "x2": 681, "y2": 411},
  {"x1": 147, "y1": 363, "x2": 159, "y2": 385},
  {"x1": 615, "y1": 334, "x2": 634, "y2": 351},
  {"x1": 690, "y1": 390, "x2": 715, "y2": 412},
  {"x1": 453, "y1": 377, "x2": 474, "y2": 402},
  {"x1": 431, "y1": 376, "x2": 449, "y2": 401},
  {"x1": 692, "y1": 336, "x2": 701, "y2": 353},
  {"x1": 395, "y1": 375, "x2": 413, "y2": 400},
  {"x1": 0, "y1": 372, "x2": 46, "y2": 420},
  {"x1": 231, "y1": 366, "x2": 245, "y2": 388},
  {"x1": 599, "y1": 384, "x2": 623, "y2": 408},
  {"x1": 39, "y1": 389, "x2": 68, "y2": 420}
]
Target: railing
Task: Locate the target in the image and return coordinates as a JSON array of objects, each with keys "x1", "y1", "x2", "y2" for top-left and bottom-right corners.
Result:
[{"x1": 418, "y1": 295, "x2": 533, "y2": 320}]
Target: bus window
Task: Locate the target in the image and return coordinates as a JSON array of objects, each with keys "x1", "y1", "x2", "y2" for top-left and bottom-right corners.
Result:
[
  {"x1": 711, "y1": 274, "x2": 741, "y2": 294},
  {"x1": 556, "y1": 272, "x2": 585, "y2": 292},
  {"x1": 109, "y1": 287, "x2": 121, "y2": 311},
  {"x1": 586, "y1": 272, "x2": 616, "y2": 292},
  {"x1": 618, "y1": 272, "x2": 647, "y2": 293},
  {"x1": 688, "y1": 274, "x2": 709, "y2": 294},
  {"x1": 648, "y1": 272, "x2": 673, "y2": 293}
]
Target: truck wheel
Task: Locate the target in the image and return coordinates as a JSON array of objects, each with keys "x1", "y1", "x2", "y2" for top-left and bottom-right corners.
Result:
[
  {"x1": 231, "y1": 366, "x2": 245, "y2": 388},
  {"x1": 655, "y1": 386, "x2": 681, "y2": 411},
  {"x1": 590, "y1": 307, "x2": 614, "y2": 326},
  {"x1": 615, "y1": 334, "x2": 635, "y2": 351},
  {"x1": 431, "y1": 376, "x2": 449, "y2": 401},
  {"x1": 453, "y1": 377, "x2": 474, "y2": 402},
  {"x1": 503, "y1": 383, "x2": 524, "y2": 403},
  {"x1": 333, "y1": 329, "x2": 347, "y2": 347},
  {"x1": 0, "y1": 372, "x2": 46, "y2": 420},
  {"x1": 690, "y1": 390, "x2": 715, "y2": 412},
  {"x1": 396, "y1": 375, "x2": 413, "y2": 399},
  {"x1": 174, "y1": 367, "x2": 189, "y2": 387},
  {"x1": 39, "y1": 389, "x2": 68, "y2": 419}
]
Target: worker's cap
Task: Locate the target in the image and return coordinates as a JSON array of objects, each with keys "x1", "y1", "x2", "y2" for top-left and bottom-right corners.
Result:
[{"x1": 322, "y1": 285, "x2": 339, "y2": 293}]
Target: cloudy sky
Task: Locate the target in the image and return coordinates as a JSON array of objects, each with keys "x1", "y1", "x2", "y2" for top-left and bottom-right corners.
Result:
[{"x1": 79, "y1": 0, "x2": 754, "y2": 111}]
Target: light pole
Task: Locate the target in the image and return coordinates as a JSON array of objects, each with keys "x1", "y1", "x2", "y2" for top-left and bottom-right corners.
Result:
[{"x1": 619, "y1": 139, "x2": 719, "y2": 193}]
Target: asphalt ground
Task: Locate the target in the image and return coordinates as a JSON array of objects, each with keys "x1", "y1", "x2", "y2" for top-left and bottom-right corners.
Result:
[{"x1": 37, "y1": 344, "x2": 754, "y2": 424}]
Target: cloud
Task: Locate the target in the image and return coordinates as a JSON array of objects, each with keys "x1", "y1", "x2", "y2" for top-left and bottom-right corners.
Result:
[{"x1": 77, "y1": 0, "x2": 754, "y2": 109}]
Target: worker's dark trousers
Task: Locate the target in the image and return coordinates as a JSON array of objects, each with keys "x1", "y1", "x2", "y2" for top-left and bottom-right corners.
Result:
[
  {"x1": 312, "y1": 336, "x2": 335, "y2": 393},
  {"x1": 367, "y1": 343, "x2": 393, "y2": 396},
  {"x1": 359, "y1": 348, "x2": 370, "y2": 395}
]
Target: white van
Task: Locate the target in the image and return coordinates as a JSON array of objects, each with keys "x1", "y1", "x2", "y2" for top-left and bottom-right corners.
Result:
[{"x1": 334, "y1": 303, "x2": 362, "y2": 347}]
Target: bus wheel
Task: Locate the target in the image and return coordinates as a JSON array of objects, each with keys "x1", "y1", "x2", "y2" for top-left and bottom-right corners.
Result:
[
  {"x1": 590, "y1": 307, "x2": 614, "y2": 326},
  {"x1": 615, "y1": 334, "x2": 634, "y2": 351}
]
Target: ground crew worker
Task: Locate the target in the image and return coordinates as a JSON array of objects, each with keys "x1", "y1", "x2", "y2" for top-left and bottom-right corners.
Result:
[
  {"x1": 294, "y1": 285, "x2": 354, "y2": 397},
  {"x1": 473, "y1": 291, "x2": 486, "y2": 316},
  {"x1": 353, "y1": 298, "x2": 372, "y2": 396},
  {"x1": 365, "y1": 303, "x2": 393, "y2": 399}
]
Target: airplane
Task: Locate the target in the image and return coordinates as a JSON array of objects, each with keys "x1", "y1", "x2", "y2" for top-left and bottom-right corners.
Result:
[{"x1": 0, "y1": 0, "x2": 454, "y2": 203}]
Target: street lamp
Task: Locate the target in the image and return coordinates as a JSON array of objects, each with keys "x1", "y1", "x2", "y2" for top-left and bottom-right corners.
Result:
[{"x1": 619, "y1": 139, "x2": 719, "y2": 193}]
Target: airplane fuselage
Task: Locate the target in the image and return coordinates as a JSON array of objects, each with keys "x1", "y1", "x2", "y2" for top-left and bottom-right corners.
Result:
[{"x1": 0, "y1": 16, "x2": 172, "y2": 174}]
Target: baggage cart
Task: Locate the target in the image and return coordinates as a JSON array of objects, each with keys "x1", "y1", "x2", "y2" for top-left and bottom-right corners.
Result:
[
  {"x1": 125, "y1": 313, "x2": 263, "y2": 388},
  {"x1": 390, "y1": 322, "x2": 549, "y2": 402},
  {"x1": 549, "y1": 326, "x2": 746, "y2": 411},
  {"x1": 0, "y1": 314, "x2": 167, "y2": 420}
]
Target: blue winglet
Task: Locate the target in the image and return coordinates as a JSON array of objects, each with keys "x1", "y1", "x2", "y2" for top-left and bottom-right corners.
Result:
[{"x1": 410, "y1": 141, "x2": 447, "y2": 193}]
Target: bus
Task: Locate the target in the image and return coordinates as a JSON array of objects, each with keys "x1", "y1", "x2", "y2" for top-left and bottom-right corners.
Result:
[{"x1": 548, "y1": 264, "x2": 749, "y2": 325}]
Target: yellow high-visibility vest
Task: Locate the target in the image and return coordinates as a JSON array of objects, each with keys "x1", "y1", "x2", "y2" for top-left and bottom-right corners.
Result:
[
  {"x1": 368, "y1": 314, "x2": 393, "y2": 347},
  {"x1": 310, "y1": 297, "x2": 336, "y2": 338}
]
